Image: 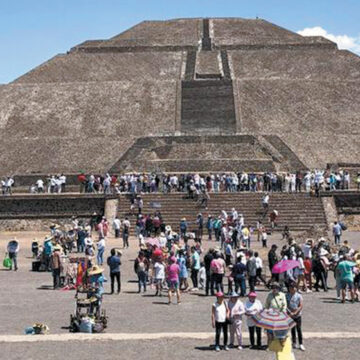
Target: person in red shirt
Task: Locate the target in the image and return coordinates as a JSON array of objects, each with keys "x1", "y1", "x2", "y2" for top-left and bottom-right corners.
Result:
[
  {"x1": 304, "y1": 257, "x2": 312, "y2": 291},
  {"x1": 78, "y1": 173, "x2": 86, "y2": 193}
]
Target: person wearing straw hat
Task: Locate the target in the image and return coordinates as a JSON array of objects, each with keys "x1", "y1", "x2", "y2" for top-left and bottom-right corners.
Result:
[
  {"x1": 245, "y1": 292, "x2": 263, "y2": 349},
  {"x1": 88, "y1": 265, "x2": 105, "y2": 315},
  {"x1": 228, "y1": 291, "x2": 245, "y2": 350},
  {"x1": 211, "y1": 291, "x2": 230, "y2": 352}
]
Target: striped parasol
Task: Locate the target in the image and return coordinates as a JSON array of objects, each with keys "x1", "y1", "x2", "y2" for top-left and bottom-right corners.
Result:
[{"x1": 252, "y1": 309, "x2": 296, "y2": 331}]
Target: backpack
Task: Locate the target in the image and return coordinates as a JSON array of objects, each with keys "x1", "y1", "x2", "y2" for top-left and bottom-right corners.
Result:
[{"x1": 340, "y1": 222, "x2": 347, "y2": 231}]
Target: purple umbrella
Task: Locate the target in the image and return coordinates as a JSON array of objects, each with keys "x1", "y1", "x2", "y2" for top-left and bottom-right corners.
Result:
[{"x1": 272, "y1": 260, "x2": 300, "y2": 274}]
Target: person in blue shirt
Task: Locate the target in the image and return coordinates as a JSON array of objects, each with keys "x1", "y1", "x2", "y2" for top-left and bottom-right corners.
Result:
[
  {"x1": 178, "y1": 249, "x2": 189, "y2": 291},
  {"x1": 43, "y1": 237, "x2": 53, "y2": 271},
  {"x1": 333, "y1": 222, "x2": 342, "y2": 245},
  {"x1": 107, "y1": 248, "x2": 122, "y2": 294}
]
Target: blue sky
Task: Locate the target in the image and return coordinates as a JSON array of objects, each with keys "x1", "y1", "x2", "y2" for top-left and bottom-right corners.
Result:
[{"x1": 1, "y1": 0, "x2": 359, "y2": 83}]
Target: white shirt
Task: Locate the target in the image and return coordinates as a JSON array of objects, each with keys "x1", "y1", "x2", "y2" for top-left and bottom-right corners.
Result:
[
  {"x1": 255, "y1": 257, "x2": 263, "y2": 269},
  {"x1": 154, "y1": 262, "x2": 165, "y2": 280},
  {"x1": 84, "y1": 237, "x2": 93, "y2": 247},
  {"x1": 123, "y1": 219, "x2": 130, "y2": 229},
  {"x1": 213, "y1": 301, "x2": 227, "y2": 323},
  {"x1": 113, "y1": 218, "x2": 121, "y2": 230},
  {"x1": 59, "y1": 175, "x2": 66, "y2": 184},
  {"x1": 245, "y1": 299, "x2": 263, "y2": 327},
  {"x1": 97, "y1": 238, "x2": 105, "y2": 250},
  {"x1": 36, "y1": 179, "x2": 44, "y2": 188}
]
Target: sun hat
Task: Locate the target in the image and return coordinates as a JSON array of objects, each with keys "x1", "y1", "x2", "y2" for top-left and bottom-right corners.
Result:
[
  {"x1": 248, "y1": 292, "x2": 257, "y2": 298},
  {"x1": 216, "y1": 291, "x2": 224, "y2": 297},
  {"x1": 53, "y1": 245, "x2": 62, "y2": 251},
  {"x1": 88, "y1": 265, "x2": 104, "y2": 276},
  {"x1": 271, "y1": 282, "x2": 281, "y2": 289}
]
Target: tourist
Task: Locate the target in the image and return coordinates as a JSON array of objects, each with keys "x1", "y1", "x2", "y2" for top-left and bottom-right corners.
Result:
[
  {"x1": 77, "y1": 226, "x2": 86, "y2": 253},
  {"x1": 267, "y1": 244, "x2": 279, "y2": 284},
  {"x1": 113, "y1": 216, "x2": 121, "y2": 238},
  {"x1": 96, "y1": 237, "x2": 106, "y2": 265},
  {"x1": 154, "y1": 258, "x2": 165, "y2": 297},
  {"x1": 245, "y1": 292, "x2": 263, "y2": 349},
  {"x1": 7, "y1": 238, "x2": 19, "y2": 271},
  {"x1": 210, "y1": 252, "x2": 226, "y2": 293},
  {"x1": 179, "y1": 217, "x2": 187, "y2": 239},
  {"x1": 247, "y1": 250, "x2": 257, "y2": 292},
  {"x1": 198, "y1": 262, "x2": 206, "y2": 290},
  {"x1": 337, "y1": 255, "x2": 356, "y2": 303},
  {"x1": 178, "y1": 249, "x2": 189, "y2": 291},
  {"x1": 197, "y1": 213, "x2": 204, "y2": 240},
  {"x1": 166, "y1": 256, "x2": 181, "y2": 305},
  {"x1": 265, "y1": 282, "x2": 287, "y2": 312},
  {"x1": 204, "y1": 248, "x2": 214, "y2": 296},
  {"x1": 190, "y1": 246, "x2": 201, "y2": 290},
  {"x1": 287, "y1": 283, "x2": 305, "y2": 351},
  {"x1": 134, "y1": 251, "x2": 149, "y2": 293},
  {"x1": 206, "y1": 215, "x2": 214, "y2": 241},
  {"x1": 51, "y1": 245, "x2": 62, "y2": 289},
  {"x1": 228, "y1": 291, "x2": 245, "y2": 350},
  {"x1": 122, "y1": 217, "x2": 130, "y2": 248},
  {"x1": 333, "y1": 221, "x2": 342, "y2": 245},
  {"x1": 107, "y1": 248, "x2": 121, "y2": 294},
  {"x1": 254, "y1": 252, "x2": 267, "y2": 287},
  {"x1": 232, "y1": 255, "x2": 247, "y2": 296},
  {"x1": 211, "y1": 291, "x2": 230, "y2": 351}
]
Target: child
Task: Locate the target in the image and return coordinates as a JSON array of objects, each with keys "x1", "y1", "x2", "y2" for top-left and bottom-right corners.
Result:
[{"x1": 198, "y1": 262, "x2": 206, "y2": 290}]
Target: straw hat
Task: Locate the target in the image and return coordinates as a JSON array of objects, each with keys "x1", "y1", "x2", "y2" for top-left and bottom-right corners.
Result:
[{"x1": 88, "y1": 265, "x2": 104, "y2": 276}]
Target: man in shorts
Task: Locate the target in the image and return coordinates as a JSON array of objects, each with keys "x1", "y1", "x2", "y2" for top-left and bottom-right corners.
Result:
[{"x1": 337, "y1": 255, "x2": 356, "y2": 303}]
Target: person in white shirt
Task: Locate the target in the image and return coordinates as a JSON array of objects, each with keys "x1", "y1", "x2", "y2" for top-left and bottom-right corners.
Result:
[
  {"x1": 59, "y1": 174, "x2": 66, "y2": 193},
  {"x1": 154, "y1": 260, "x2": 165, "y2": 296},
  {"x1": 254, "y1": 252, "x2": 267, "y2": 286},
  {"x1": 245, "y1": 292, "x2": 263, "y2": 349},
  {"x1": 5, "y1": 177, "x2": 14, "y2": 195},
  {"x1": 231, "y1": 208, "x2": 238, "y2": 222},
  {"x1": 36, "y1": 179, "x2": 44, "y2": 193},
  {"x1": 113, "y1": 217, "x2": 121, "y2": 238},
  {"x1": 211, "y1": 292, "x2": 230, "y2": 352},
  {"x1": 198, "y1": 263, "x2": 206, "y2": 290}
]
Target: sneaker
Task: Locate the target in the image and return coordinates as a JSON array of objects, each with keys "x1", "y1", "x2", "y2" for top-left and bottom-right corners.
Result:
[
  {"x1": 306, "y1": 289, "x2": 312, "y2": 293},
  {"x1": 292, "y1": 343, "x2": 298, "y2": 349},
  {"x1": 224, "y1": 346, "x2": 230, "y2": 351},
  {"x1": 299, "y1": 344, "x2": 306, "y2": 351},
  {"x1": 238, "y1": 346, "x2": 243, "y2": 350},
  {"x1": 215, "y1": 346, "x2": 220, "y2": 352}
]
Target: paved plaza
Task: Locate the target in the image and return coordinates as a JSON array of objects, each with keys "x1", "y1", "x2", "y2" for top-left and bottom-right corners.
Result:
[{"x1": 1, "y1": 231, "x2": 360, "y2": 359}]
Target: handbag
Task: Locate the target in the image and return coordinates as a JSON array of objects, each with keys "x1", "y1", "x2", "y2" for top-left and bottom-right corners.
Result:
[{"x1": 3, "y1": 253, "x2": 12, "y2": 269}]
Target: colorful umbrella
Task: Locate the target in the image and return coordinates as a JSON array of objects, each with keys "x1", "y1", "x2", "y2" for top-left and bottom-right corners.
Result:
[
  {"x1": 272, "y1": 260, "x2": 300, "y2": 274},
  {"x1": 145, "y1": 237, "x2": 160, "y2": 247},
  {"x1": 252, "y1": 309, "x2": 296, "y2": 331}
]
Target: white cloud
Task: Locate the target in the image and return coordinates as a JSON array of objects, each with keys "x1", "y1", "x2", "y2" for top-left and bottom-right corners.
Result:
[{"x1": 297, "y1": 26, "x2": 360, "y2": 54}]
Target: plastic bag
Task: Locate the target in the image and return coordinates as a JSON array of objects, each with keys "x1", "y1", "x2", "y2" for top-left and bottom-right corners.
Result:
[{"x1": 3, "y1": 253, "x2": 12, "y2": 269}]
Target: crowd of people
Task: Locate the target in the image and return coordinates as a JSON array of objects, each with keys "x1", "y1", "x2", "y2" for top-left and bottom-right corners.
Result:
[
  {"x1": 4, "y1": 204, "x2": 360, "y2": 353},
  {"x1": 75, "y1": 170, "x2": 360, "y2": 195},
  {"x1": 2, "y1": 169, "x2": 360, "y2": 196}
]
